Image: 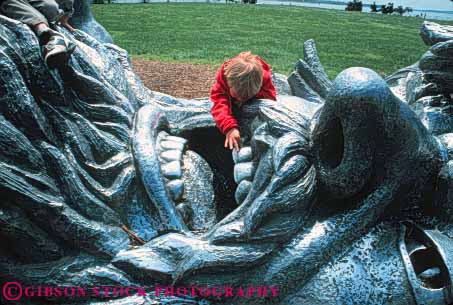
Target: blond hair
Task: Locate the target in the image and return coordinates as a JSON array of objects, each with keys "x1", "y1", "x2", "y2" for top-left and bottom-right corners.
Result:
[{"x1": 224, "y1": 51, "x2": 263, "y2": 100}]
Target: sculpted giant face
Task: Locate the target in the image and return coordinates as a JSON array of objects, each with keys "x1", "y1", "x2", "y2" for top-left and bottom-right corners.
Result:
[{"x1": 0, "y1": 10, "x2": 452, "y2": 305}]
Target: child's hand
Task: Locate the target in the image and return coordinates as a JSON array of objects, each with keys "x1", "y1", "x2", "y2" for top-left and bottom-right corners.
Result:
[
  {"x1": 60, "y1": 15, "x2": 75, "y2": 32},
  {"x1": 225, "y1": 128, "x2": 241, "y2": 151}
]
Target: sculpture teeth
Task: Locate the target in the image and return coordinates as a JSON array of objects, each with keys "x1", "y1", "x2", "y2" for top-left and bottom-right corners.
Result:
[
  {"x1": 156, "y1": 131, "x2": 170, "y2": 145},
  {"x1": 232, "y1": 146, "x2": 253, "y2": 164},
  {"x1": 160, "y1": 150, "x2": 183, "y2": 162},
  {"x1": 167, "y1": 179, "x2": 184, "y2": 202},
  {"x1": 235, "y1": 179, "x2": 252, "y2": 205},
  {"x1": 232, "y1": 146, "x2": 255, "y2": 203},
  {"x1": 160, "y1": 140, "x2": 185, "y2": 151},
  {"x1": 161, "y1": 161, "x2": 182, "y2": 179},
  {"x1": 157, "y1": 133, "x2": 186, "y2": 155},
  {"x1": 165, "y1": 135, "x2": 188, "y2": 144},
  {"x1": 234, "y1": 162, "x2": 255, "y2": 184},
  {"x1": 156, "y1": 133, "x2": 188, "y2": 204}
]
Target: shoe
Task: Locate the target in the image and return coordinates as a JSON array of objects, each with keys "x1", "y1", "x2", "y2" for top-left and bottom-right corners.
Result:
[{"x1": 39, "y1": 29, "x2": 75, "y2": 69}]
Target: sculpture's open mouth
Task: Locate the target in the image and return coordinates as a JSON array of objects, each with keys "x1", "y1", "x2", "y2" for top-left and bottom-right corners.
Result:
[
  {"x1": 157, "y1": 124, "x2": 270, "y2": 233},
  {"x1": 133, "y1": 100, "x2": 247, "y2": 234},
  {"x1": 133, "y1": 95, "x2": 320, "y2": 238},
  {"x1": 168, "y1": 126, "x2": 238, "y2": 230}
]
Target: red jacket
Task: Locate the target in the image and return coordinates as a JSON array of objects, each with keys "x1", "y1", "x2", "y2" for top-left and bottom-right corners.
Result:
[{"x1": 210, "y1": 56, "x2": 277, "y2": 134}]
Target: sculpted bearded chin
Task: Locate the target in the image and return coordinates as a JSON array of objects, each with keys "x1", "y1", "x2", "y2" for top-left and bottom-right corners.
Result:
[{"x1": 0, "y1": 2, "x2": 453, "y2": 304}]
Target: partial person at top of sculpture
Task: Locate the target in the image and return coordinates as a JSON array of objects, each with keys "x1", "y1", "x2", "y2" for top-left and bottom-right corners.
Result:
[
  {"x1": 0, "y1": 0, "x2": 76, "y2": 68},
  {"x1": 210, "y1": 51, "x2": 277, "y2": 151}
]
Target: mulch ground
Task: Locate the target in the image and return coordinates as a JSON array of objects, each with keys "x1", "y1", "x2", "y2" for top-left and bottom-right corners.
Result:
[{"x1": 131, "y1": 59, "x2": 218, "y2": 99}]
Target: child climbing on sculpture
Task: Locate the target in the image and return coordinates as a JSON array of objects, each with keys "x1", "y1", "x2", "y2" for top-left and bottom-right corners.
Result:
[
  {"x1": 210, "y1": 51, "x2": 277, "y2": 151},
  {"x1": 1, "y1": 0, "x2": 76, "y2": 68}
]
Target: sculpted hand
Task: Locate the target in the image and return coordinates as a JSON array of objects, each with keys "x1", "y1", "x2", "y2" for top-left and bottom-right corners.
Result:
[{"x1": 225, "y1": 128, "x2": 241, "y2": 151}]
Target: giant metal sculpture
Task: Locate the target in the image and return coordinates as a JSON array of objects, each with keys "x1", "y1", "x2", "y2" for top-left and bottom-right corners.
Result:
[{"x1": 0, "y1": 2, "x2": 452, "y2": 303}]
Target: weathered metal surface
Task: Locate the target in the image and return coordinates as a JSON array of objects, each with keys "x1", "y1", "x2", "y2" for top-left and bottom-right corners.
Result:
[{"x1": 0, "y1": 7, "x2": 453, "y2": 305}]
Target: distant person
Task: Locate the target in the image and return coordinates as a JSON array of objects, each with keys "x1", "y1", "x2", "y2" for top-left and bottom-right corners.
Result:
[
  {"x1": 210, "y1": 51, "x2": 277, "y2": 151},
  {"x1": 1, "y1": 0, "x2": 76, "y2": 68}
]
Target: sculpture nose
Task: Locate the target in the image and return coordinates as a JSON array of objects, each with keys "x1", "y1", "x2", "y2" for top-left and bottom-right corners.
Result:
[{"x1": 311, "y1": 68, "x2": 389, "y2": 200}]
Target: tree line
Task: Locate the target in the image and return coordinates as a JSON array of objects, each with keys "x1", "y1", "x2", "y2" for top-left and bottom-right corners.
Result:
[{"x1": 346, "y1": 0, "x2": 413, "y2": 16}]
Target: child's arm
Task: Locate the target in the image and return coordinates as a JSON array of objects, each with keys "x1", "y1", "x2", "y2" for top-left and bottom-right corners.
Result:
[
  {"x1": 210, "y1": 85, "x2": 239, "y2": 134},
  {"x1": 210, "y1": 65, "x2": 240, "y2": 134},
  {"x1": 59, "y1": 15, "x2": 74, "y2": 31},
  {"x1": 210, "y1": 65, "x2": 242, "y2": 151},
  {"x1": 56, "y1": 0, "x2": 75, "y2": 31}
]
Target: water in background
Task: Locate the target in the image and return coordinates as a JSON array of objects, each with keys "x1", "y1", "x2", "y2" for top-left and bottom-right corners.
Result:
[
  {"x1": 365, "y1": 0, "x2": 452, "y2": 11},
  {"x1": 257, "y1": 0, "x2": 453, "y2": 20}
]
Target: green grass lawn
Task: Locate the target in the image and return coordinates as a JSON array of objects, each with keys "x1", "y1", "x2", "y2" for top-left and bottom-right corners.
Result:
[{"x1": 92, "y1": 3, "x2": 453, "y2": 78}]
